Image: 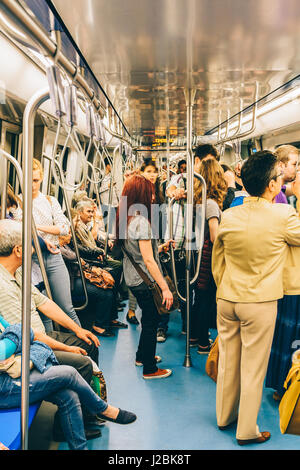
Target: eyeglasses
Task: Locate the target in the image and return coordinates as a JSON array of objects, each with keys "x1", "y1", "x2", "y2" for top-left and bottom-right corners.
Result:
[{"x1": 271, "y1": 171, "x2": 284, "y2": 181}]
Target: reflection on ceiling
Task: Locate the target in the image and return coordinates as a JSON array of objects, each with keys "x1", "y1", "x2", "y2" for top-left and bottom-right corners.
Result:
[{"x1": 52, "y1": 0, "x2": 300, "y2": 144}]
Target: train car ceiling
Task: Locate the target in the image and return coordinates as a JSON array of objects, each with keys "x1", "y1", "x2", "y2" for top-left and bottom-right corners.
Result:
[
  {"x1": 47, "y1": 0, "x2": 300, "y2": 147},
  {"x1": 1, "y1": 1, "x2": 300, "y2": 149}
]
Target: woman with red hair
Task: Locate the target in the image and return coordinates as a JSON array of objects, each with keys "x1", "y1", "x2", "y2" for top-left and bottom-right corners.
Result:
[{"x1": 116, "y1": 175, "x2": 173, "y2": 379}]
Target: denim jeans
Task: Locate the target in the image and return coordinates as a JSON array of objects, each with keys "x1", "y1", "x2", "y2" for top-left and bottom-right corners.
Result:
[
  {"x1": 33, "y1": 251, "x2": 81, "y2": 328},
  {"x1": 130, "y1": 283, "x2": 161, "y2": 374},
  {"x1": 0, "y1": 365, "x2": 108, "y2": 450}
]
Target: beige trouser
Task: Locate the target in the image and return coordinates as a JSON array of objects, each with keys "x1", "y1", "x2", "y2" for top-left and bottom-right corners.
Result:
[{"x1": 216, "y1": 299, "x2": 277, "y2": 440}]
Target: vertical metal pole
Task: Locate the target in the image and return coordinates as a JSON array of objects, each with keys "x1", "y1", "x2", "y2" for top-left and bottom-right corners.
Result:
[
  {"x1": 183, "y1": 88, "x2": 196, "y2": 368},
  {"x1": 166, "y1": 128, "x2": 170, "y2": 186},
  {"x1": 104, "y1": 146, "x2": 118, "y2": 258},
  {"x1": 0, "y1": 124, "x2": 8, "y2": 219},
  {"x1": 21, "y1": 88, "x2": 49, "y2": 450}
]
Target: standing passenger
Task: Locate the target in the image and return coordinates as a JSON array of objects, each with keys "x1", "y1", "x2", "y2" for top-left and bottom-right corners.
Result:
[
  {"x1": 14, "y1": 158, "x2": 81, "y2": 327},
  {"x1": 116, "y1": 175, "x2": 173, "y2": 379},
  {"x1": 140, "y1": 160, "x2": 169, "y2": 342},
  {"x1": 192, "y1": 159, "x2": 227, "y2": 353},
  {"x1": 212, "y1": 150, "x2": 300, "y2": 445},
  {"x1": 266, "y1": 144, "x2": 300, "y2": 400}
]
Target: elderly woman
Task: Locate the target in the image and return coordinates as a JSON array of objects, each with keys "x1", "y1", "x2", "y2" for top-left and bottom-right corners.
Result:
[{"x1": 212, "y1": 150, "x2": 300, "y2": 445}]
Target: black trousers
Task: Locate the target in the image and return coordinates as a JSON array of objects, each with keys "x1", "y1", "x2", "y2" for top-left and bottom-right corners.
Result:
[
  {"x1": 191, "y1": 278, "x2": 217, "y2": 346},
  {"x1": 48, "y1": 331, "x2": 98, "y2": 429},
  {"x1": 48, "y1": 331, "x2": 99, "y2": 374},
  {"x1": 130, "y1": 283, "x2": 161, "y2": 374}
]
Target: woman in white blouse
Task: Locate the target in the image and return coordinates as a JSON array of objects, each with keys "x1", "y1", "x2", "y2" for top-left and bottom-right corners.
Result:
[{"x1": 30, "y1": 158, "x2": 81, "y2": 327}]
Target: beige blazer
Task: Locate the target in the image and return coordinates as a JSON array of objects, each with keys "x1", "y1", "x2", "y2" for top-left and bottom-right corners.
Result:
[{"x1": 212, "y1": 197, "x2": 300, "y2": 303}]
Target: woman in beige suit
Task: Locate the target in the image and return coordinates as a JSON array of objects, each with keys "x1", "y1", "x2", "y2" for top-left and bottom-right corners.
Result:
[{"x1": 212, "y1": 150, "x2": 300, "y2": 446}]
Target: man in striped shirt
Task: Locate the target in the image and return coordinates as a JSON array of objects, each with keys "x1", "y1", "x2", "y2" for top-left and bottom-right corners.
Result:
[{"x1": 0, "y1": 219, "x2": 100, "y2": 379}]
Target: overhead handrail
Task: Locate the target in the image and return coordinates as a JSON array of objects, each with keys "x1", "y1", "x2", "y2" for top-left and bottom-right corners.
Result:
[
  {"x1": 103, "y1": 144, "x2": 120, "y2": 258},
  {"x1": 42, "y1": 154, "x2": 89, "y2": 312},
  {"x1": 44, "y1": 71, "x2": 89, "y2": 310},
  {"x1": 45, "y1": 66, "x2": 88, "y2": 192},
  {"x1": 218, "y1": 109, "x2": 230, "y2": 142},
  {"x1": 216, "y1": 81, "x2": 259, "y2": 145},
  {"x1": 168, "y1": 170, "x2": 207, "y2": 296}
]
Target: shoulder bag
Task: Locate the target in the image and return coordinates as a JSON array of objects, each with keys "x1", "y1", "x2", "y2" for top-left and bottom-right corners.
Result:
[
  {"x1": 205, "y1": 335, "x2": 219, "y2": 383},
  {"x1": 122, "y1": 245, "x2": 179, "y2": 315},
  {"x1": 279, "y1": 352, "x2": 300, "y2": 435}
]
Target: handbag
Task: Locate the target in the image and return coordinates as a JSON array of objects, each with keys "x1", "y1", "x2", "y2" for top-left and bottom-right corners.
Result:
[
  {"x1": 82, "y1": 264, "x2": 115, "y2": 289},
  {"x1": 196, "y1": 238, "x2": 213, "y2": 290},
  {"x1": 122, "y1": 246, "x2": 179, "y2": 315},
  {"x1": 0, "y1": 354, "x2": 34, "y2": 379},
  {"x1": 205, "y1": 336, "x2": 219, "y2": 383},
  {"x1": 279, "y1": 353, "x2": 300, "y2": 435},
  {"x1": 91, "y1": 370, "x2": 108, "y2": 402}
]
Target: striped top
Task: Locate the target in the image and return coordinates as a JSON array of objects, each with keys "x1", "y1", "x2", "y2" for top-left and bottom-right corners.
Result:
[{"x1": 0, "y1": 264, "x2": 48, "y2": 333}]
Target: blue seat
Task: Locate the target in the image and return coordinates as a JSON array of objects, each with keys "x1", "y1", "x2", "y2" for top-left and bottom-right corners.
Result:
[{"x1": 0, "y1": 403, "x2": 41, "y2": 450}]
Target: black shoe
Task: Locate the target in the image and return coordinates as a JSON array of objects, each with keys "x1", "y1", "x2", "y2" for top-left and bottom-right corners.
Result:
[
  {"x1": 126, "y1": 312, "x2": 139, "y2": 325},
  {"x1": 110, "y1": 320, "x2": 128, "y2": 328},
  {"x1": 53, "y1": 425, "x2": 101, "y2": 442},
  {"x1": 118, "y1": 302, "x2": 126, "y2": 308},
  {"x1": 97, "y1": 408, "x2": 137, "y2": 425},
  {"x1": 84, "y1": 415, "x2": 107, "y2": 428},
  {"x1": 93, "y1": 327, "x2": 115, "y2": 337},
  {"x1": 157, "y1": 328, "x2": 167, "y2": 343}
]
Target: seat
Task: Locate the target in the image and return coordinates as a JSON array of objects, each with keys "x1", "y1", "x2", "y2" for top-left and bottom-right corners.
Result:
[{"x1": 0, "y1": 403, "x2": 41, "y2": 450}]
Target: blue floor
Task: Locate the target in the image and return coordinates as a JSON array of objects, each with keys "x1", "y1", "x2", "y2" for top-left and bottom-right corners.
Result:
[{"x1": 59, "y1": 303, "x2": 300, "y2": 450}]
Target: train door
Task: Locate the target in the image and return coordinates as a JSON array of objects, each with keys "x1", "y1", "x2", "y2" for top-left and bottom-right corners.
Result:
[{"x1": 0, "y1": 121, "x2": 22, "y2": 193}]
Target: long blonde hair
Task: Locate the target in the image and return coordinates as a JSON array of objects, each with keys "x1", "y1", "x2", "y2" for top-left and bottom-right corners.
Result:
[
  {"x1": 194, "y1": 159, "x2": 227, "y2": 209},
  {"x1": 32, "y1": 158, "x2": 44, "y2": 179}
]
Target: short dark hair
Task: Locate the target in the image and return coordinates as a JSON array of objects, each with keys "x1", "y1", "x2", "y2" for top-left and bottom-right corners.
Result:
[
  {"x1": 241, "y1": 150, "x2": 278, "y2": 197},
  {"x1": 104, "y1": 157, "x2": 110, "y2": 167},
  {"x1": 177, "y1": 159, "x2": 186, "y2": 168},
  {"x1": 194, "y1": 144, "x2": 219, "y2": 161}
]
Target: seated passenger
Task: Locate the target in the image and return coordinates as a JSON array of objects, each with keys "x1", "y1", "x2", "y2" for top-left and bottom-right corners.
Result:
[
  {"x1": 266, "y1": 145, "x2": 300, "y2": 400},
  {"x1": 0, "y1": 320, "x2": 136, "y2": 450},
  {"x1": 0, "y1": 218, "x2": 105, "y2": 438},
  {"x1": 0, "y1": 218, "x2": 100, "y2": 359},
  {"x1": 212, "y1": 150, "x2": 300, "y2": 445},
  {"x1": 59, "y1": 233, "x2": 116, "y2": 337},
  {"x1": 73, "y1": 200, "x2": 127, "y2": 329}
]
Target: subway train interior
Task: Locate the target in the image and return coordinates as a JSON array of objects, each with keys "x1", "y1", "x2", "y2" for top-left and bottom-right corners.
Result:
[{"x1": 0, "y1": 0, "x2": 300, "y2": 453}]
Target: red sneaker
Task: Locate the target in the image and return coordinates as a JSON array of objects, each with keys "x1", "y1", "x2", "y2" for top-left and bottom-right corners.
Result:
[{"x1": 143, "y1": 368, "x2": 172, "y2": 380}]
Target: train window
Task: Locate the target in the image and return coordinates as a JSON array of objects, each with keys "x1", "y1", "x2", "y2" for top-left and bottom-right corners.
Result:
[{"x1": 0, "y1": 122, "x2": 21, "y2": 192}]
